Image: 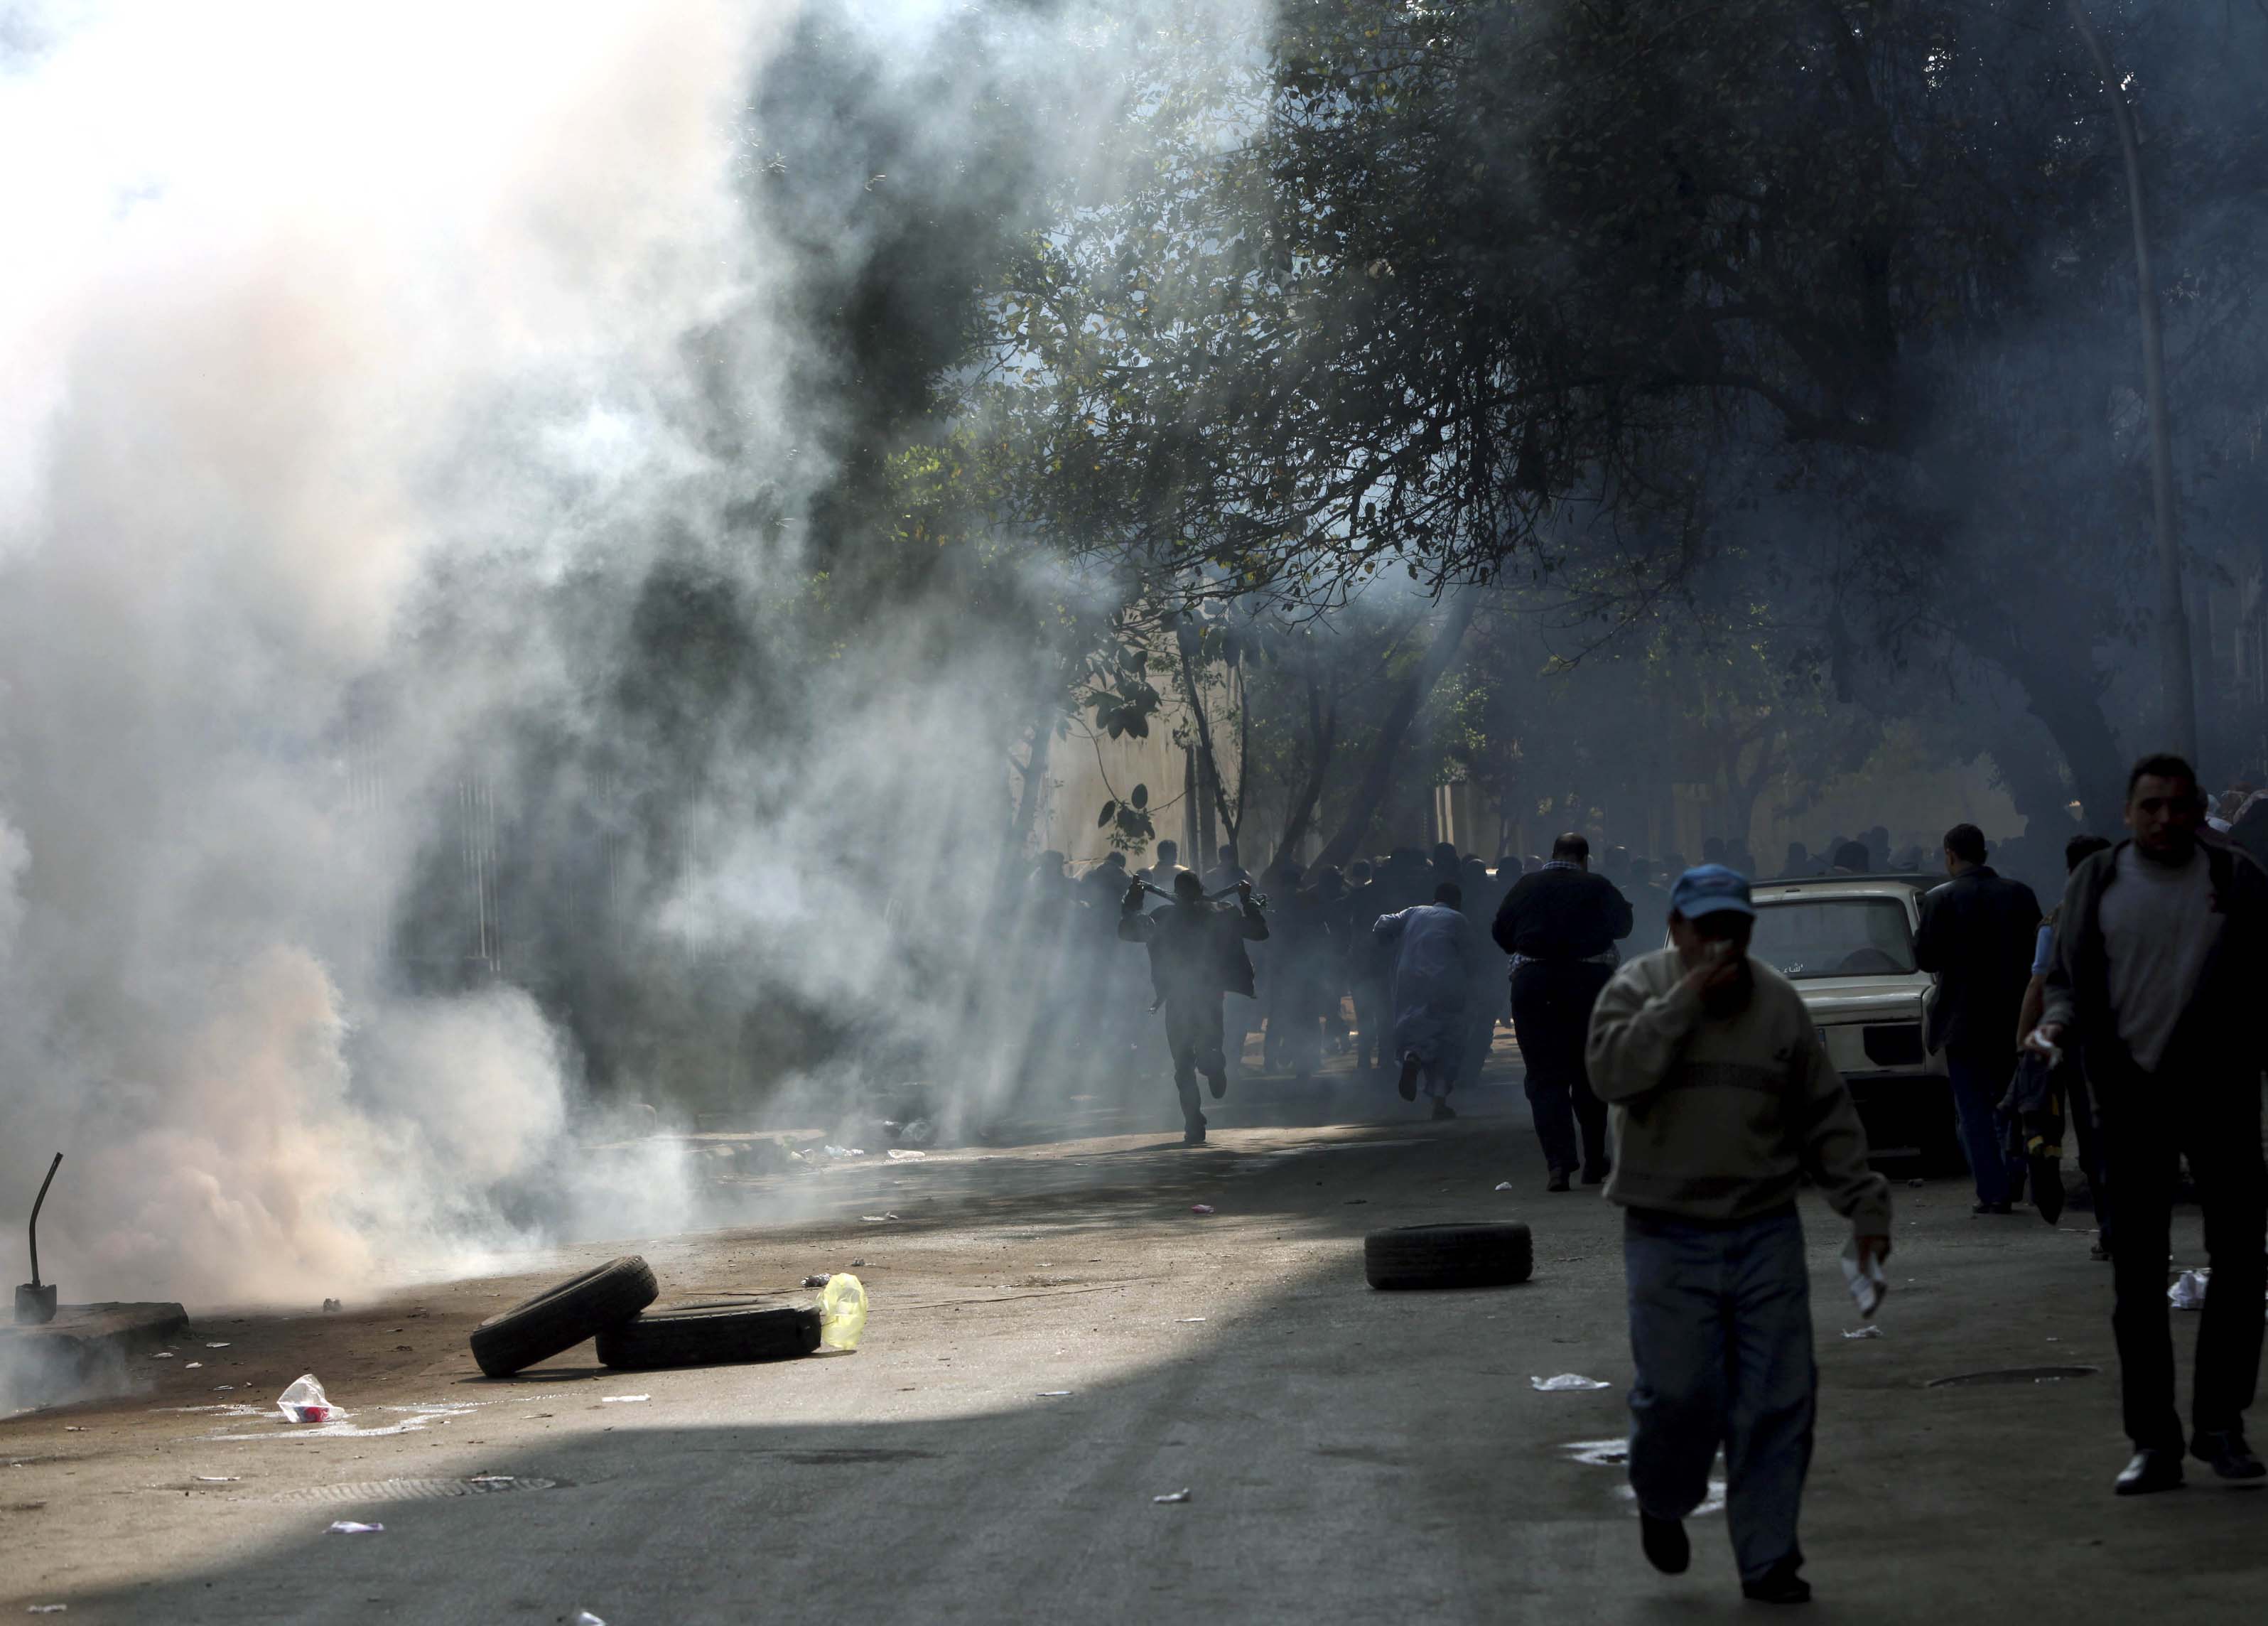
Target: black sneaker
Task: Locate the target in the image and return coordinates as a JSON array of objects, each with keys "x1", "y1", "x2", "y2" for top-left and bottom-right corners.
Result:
[
  {"x1": 2191, "y1": 1431, "x2": 2267, "y2": 1480},
  {"x1": 1206, "y1": 1070, "x2": 1228, "y2": 1100},
  {"x1": 1740, "y1": 1556, "x2": 1810, "y2": 1604},
  {"x1": 1639, "y1": 1512, "x2": 1689, "y2": 1575},
  {"x1": 1395, "y1": 1053, "x2": 1421, "y2": 1102},
  {"x1": 1582, "y1": 1160, "x2": 1611, "y2": 1186},
  {"x1": 2114, "y1": 1446, "x2": 2184, "y2": 1495},
  {"x1": 1430, "y1": 1099, "x2": 1457, "y2": 1121},
  {"x1": 1545, "y1": 1168, "x2": 1571, "y2": 1192}
]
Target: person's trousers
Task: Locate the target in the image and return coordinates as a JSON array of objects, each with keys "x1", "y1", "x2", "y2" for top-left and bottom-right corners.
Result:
[
  {"x1": 1162, "y1": 995, "x2": 1227, "y2": 1129},
  {"x1": 1946, "y1": 1052, "x2": 2022, "y2": 1207},
  {"x1": 2066, "y1": 1067, "x2": 2112, "y2": 1249},
  {"x1": 1625, "y1": 1206, "x2": 1815, "y2": 1584},
  {"x1": 2101, "y1": 1077, "x2": 2267, "y2": 1450},
  {"x1": 1511, "y1": 960, "x2": 1613, "y2": 1175},
  {"x1": 1350, "y1": 976, "x2": 1387, "y2": 1070}
]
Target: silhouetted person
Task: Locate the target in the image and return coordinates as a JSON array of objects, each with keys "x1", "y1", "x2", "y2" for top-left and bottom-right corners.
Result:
[
  {"x1": 1375, "y1": 881, "x2": 1482, "y2": 1120},
  {"x1": 1914, "y1": 823, "x2": 2042, "y2": 1214},
  {"x1": 1203, "y1": 842, "x2": 1248, "y2": 895},
  {"x1": 1781, "y1": 842, "x2": 1812, "y2": 878},
  {"x1": 2040, "y1": 755, "x2": 2268, "y2": 1495},
  {"x1": 1138, "y1": 839, "x2": 1187, "y2": 911},
  {"x1": 1495, "y1": 832, "x2": 1634, "y2": 1190},
  {"x1": 1118, "y1": 871, "x2": 1268, "y2": 1145},
  {"x1": 1345, "y1": 859, "x2": 1388, "y2": 1072},
  {"x1": 1829, "y1": 840, "x2": 1872, "y2": 874},
  {"x1": 2016, "y1": 833, "x2": 2117, "y2": 1258}
]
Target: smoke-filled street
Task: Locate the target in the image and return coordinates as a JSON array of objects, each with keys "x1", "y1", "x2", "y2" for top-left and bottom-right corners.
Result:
[
  {"x1": 1, "y1": 1061, "x2": 2255, "y2": 1622},
  {"x1": 6, "y1": 0, "x2": 2268, "y2": 1616}
]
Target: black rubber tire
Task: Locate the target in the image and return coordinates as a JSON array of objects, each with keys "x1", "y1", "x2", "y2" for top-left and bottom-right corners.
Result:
[
  {"x1": 1364, "y1": 1223, "x2": 1534, "y2": 1290},
  {"x1": 470, "y1": 1256, "x2": 659, "y2": 1377},
  {"x1": 595, "y1": 1301, "x2": 821, "y2": 1371}
]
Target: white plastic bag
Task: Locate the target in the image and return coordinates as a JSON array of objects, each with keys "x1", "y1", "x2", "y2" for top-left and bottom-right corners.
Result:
[
  {"x1": 276, "y1": 1374, "x2": 344, "y2": 1424},
  {"x1": 1841, "y1": 1238, "x2": 1887, "y2": 1320},
  {"x1": 1530, "y1": 1373, "x2": 1611, "y2": 1391},
  {"x1": 2169, "y1": 1268, "x2": 2210, "y2": 1310}
]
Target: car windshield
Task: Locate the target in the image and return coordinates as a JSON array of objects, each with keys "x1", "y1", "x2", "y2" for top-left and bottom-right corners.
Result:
[{"x1": 1748, "y1": 898, "x2": 1916, "y2": 980}]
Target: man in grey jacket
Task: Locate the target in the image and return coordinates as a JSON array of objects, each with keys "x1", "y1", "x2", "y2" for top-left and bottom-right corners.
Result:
[
  {"x1": 2036, "y1": 753, "x2": 2268, "y2": 1495},
  {"x1": 1587, "y1": 864, "x2": 1891, "y2": 1606}
]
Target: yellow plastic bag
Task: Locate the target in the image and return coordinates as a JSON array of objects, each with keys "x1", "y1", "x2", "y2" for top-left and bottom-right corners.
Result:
[{"x1": 818, "y1": 1274, "x2": 867, "y2": 1352}]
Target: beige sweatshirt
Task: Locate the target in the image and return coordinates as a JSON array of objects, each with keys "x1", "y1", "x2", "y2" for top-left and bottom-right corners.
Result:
[{"x1": 1586, "y1": 949, "x2": 1892, "y2": 1235}]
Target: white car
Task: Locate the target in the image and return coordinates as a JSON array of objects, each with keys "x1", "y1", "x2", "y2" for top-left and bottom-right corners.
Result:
[{"x1": 1672, "y1": 875, "x2": 1953, "y2": 1161}]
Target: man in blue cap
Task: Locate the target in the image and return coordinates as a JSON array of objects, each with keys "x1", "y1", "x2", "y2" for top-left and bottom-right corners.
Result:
[{"x1": 1587, "y1": 863, "x2": 1892, "y2": 1606}]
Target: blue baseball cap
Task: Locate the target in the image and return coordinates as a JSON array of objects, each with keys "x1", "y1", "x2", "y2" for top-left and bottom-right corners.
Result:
[{"x1": 1671, "y1": 863, "x2": 1755, "y2": 920}]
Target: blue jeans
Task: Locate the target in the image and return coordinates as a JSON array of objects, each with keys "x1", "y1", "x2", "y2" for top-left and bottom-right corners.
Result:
[
  {"x1": 1947, "y1": 1053, "x2": 2021, "y2": 1207},
  {"x1": 1625, "y1": 1207, "x2": 1815, "y2": 1584}
]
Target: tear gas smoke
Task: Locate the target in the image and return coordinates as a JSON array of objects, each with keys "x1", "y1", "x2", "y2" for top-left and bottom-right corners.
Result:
[{"x1": 0, "y1": 0, "x2": 1245, "y2": 1315}]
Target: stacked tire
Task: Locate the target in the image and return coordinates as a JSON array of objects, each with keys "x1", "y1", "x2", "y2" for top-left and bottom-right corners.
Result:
[{"x1": 468, "y1": 1255, "x2": 822, "y2": 1377}]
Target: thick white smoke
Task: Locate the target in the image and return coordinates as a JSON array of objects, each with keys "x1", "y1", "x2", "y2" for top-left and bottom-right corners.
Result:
[{"x1": 0, "y1": 0, "x2": 782, "y2": 1305}]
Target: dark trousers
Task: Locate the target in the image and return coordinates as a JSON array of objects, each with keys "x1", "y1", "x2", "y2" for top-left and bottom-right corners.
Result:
[
  {"x1": 2102, "y1": 1079, "x2": 2267, "y2": 1450},
  {"x1": 1351, "y1": 975, "x2": 1388, "y2": 1071},
  {"x1": 1625, "y1": 1207, "x2": 1815, "y2": 1583},
  {"x1": 1512, "y1": 960, "x2": 1614, "y2": 1175},
  {"x1": 2066, "y1": 1067, "x2": 2114, "y2": 1249},
  {"x1": 1163, "y1": 995, "x2": 1226, "y2": 1130},
  {"x1": 1947, "y1": 1052, "x2": 2024, "y2": 1207}
]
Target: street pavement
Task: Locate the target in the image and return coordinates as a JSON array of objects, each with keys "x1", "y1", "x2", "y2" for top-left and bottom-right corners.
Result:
[{"x1": 1, "y1": 1053, "x2": 2259, "y2": 1622}]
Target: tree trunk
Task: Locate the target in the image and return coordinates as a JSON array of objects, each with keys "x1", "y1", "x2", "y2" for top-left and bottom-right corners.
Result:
[
  {"x1": 1273, "y1": 665, "x2": 1340, "y2": 861},
  {"x1": 1313, "y1": 593, "x2": 1481, "y2": 871},
  {"x1": 2069, "y1": 0, "x2": 2194, "y2": 758}
]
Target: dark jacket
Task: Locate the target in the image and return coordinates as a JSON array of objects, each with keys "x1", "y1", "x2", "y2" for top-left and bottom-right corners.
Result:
[
  {"x1": 1491, "y1": 866, "x2": 1634, "y2": 961},
  {"x1": 2040, "y1": 839, "x2": 2268, "y2": 1102},
  {"x1": 1913, "y1": 866, "x2": 2043, "y2": 1058},
  {"x1": 1120, "y1": 894, "x2": 1270, "y2": 1003}
]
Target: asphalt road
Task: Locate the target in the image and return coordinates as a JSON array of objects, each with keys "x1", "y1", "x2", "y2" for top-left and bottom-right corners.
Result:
[{"x1": 2, "y1": 1059, "x2": 2259, "y2": 1623}]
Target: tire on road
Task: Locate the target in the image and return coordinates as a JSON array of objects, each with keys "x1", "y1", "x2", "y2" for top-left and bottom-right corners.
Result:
[
  {"x1": 470, "y1": 1256, "x2": 659, "y2": 1377},
  {"x1": 1364, "y1": 1222, "x2": 1534, "y2": 1290},
  {"x1": 596, "y1": 1301, "x2": 822, "y2": 1371}
]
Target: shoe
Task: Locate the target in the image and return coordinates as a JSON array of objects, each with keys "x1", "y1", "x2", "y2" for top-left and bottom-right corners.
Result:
[
  {"x1": 1739, "y1": 1557, "x2": 1810, "y2": 1604},
  {"x1": 1582, "y1": 1161, "x2": 1611, "y2": 1186},
  {"x1": 1431, "y1": 1099, "x2": 1457, "y2": 1121},
  {"x1": 1546, "y1": 1168, "x2": 1571, "y2": 1192},
  {"x1": 1206, "y1": 1070, "x2": 1228, "y2": 1100},
  {"x1": 2031, "y1": 1157, "x2": 2065, "y2": 1224},
  {"x1": 2113, "y1": 1446, "x2": 2185, "y2": 1495},
  {"x1": 2090, "y1": 1242, "x2": 2112, "y2": 1261},
  {"x1": 1972, "y1": 1201, "x2": 2013, "y2": 1215},
  {"x1": 1396, "y1": 1053, "x2": 1420, "y2": 1102},
  {"x1": 1639, "y1": 1512, "x2": 1689, "y2": 1575},
  {"x1": 2191, "y1": 1431, "x2": 2267, "y2": 1480}
]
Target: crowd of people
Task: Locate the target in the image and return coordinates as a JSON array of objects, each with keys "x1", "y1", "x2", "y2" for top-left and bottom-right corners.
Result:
[{"x1": 1021, "y1": 753, "x2": 2267, "y2": 1606}]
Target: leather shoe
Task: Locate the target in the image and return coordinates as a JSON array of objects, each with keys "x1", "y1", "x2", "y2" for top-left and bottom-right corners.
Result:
[
  {"x1": 2114, "y1": 1447, "x2": 2185, "y2": 1495},
  {"x1": 1545, "y1": 1168, "x2": 1571, "y2": 1192},
  {"x1": 2191, "y1": 1431, "x2": 2268, "y2": 1480},
  {"x1": 1739, "y1": 1557, "x2": 1810, "y2": 1604},
  {"x1": 1639, "y1": 1512, "x2": 1689, "y2": 1575}
]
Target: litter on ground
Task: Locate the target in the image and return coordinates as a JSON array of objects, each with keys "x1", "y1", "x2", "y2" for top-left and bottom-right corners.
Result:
[
  {"x1": 1842, "y1": 1325, "x2": 1884, "y2": 1340},
  {"x1": 1530, "y1": 1374, "x2": 1611, "y2": 1391},
  {"x1": 1495, "y1": 1182, "x2": 1516, "y2": 1192},
  {"x1": 886, "y1": 1149, "x2": 927, "y2": 1162},
  {"x1": 600, "y1": 1395, "x2": 650, "y2": 1404},
  {"x1": 1189, "y1": 1205, "x2": 1214, "y2": 1215},
  {"x1": 1152, "y1": 1488, "x2": 1192, "y2": 1504},
  {"x1": 276, "y1": 1374, "x2": 342, "y2": 1424},
  {"x1": 1037, "y1": 1390, "x2": 1072, "y2": 1397},
  {"x1": 325, "y1": 1521, "x2": 384, "y2": 1534},
  {"x1": 2169, "y1": 1269, "x2": 2210, "y2": 1310}
]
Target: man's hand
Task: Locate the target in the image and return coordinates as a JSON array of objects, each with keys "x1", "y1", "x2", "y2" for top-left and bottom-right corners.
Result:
[
  {"x1": 1238, "y1": 879, "x2": 1253, "y2": 900},
  {"x1": 1678, "y1": 939, "x2": 1744, "y2": 1001},
  {"x1": 1124, "y1": 877, "x2": 1148, "y2": 908},
  {"x1": 1857, "y1": 1234, "x2": 1892, "y2": 1274},
  {"x1": 2025, "y1": 1021, "x2": 2066, "y2": 1059}
]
